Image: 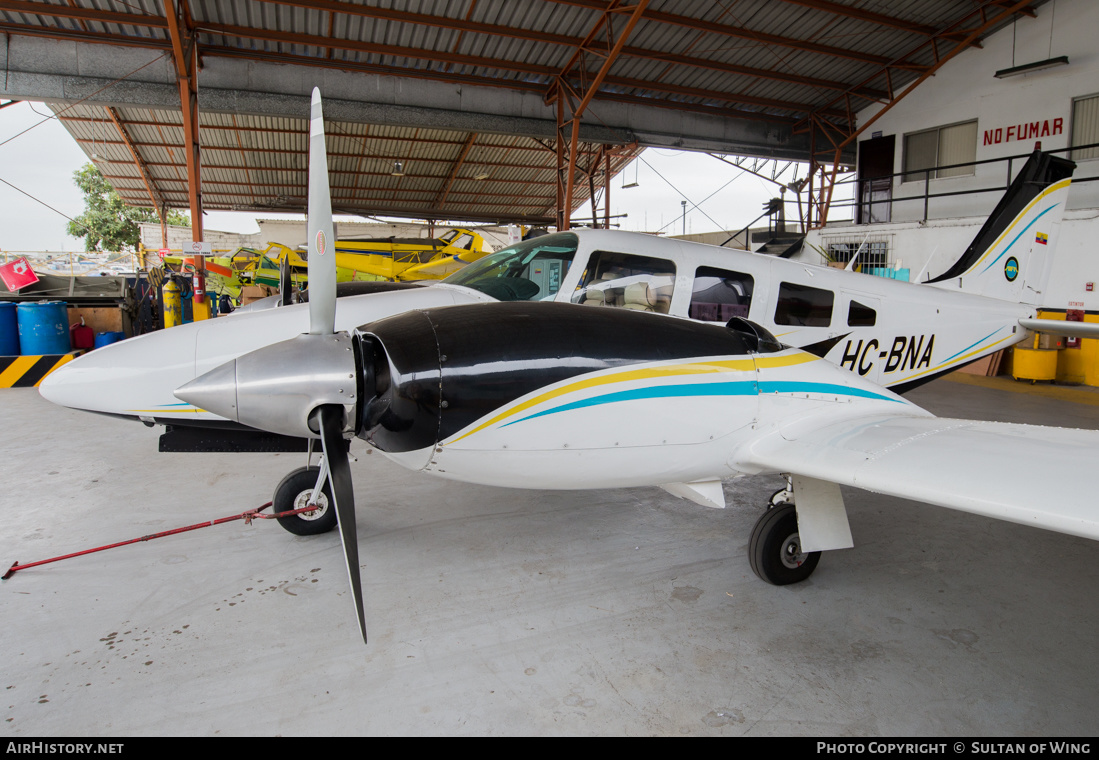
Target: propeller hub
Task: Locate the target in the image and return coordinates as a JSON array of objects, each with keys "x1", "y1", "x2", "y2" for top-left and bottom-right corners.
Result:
[{"x1": 174, "y1": 332, "x2": 358, "y2": 439}]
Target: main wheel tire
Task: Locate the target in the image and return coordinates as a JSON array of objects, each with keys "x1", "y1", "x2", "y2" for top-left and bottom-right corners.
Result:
[
  {"x1": 748, "y1": 503, "x2": 820, "y2": 585},
  {"x1": 272, "y1": 466, "x2": 337, "y2": 536}
]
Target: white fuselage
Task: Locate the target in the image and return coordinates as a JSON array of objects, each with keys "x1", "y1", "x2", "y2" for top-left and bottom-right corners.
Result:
[
  {"x1": 381, "y1": 346, "x2": 931, "y2": 490},
  {"x1": 38, "y1": 229, "x2": 1032, "y2": 424}
]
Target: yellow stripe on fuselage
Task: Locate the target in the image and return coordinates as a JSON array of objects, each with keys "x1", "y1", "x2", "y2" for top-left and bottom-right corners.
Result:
[
  {"x1": 448, "y1": 352, "x2": 818, "y2": 445},
  {"x1": 126, "y1": 407, "x2": 207, "y2": 414},
  {"x1": 897, "y1": 333, "x2": 1018, "y2": 383}
]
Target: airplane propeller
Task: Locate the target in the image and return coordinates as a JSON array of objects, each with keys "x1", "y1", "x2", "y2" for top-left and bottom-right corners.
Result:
[
  {"x1": 178, "y1": 88, "x2": 367, "y2": 643},
  {"x1": 316, "y1": 403, "x2": 367, "y2": 642},
  {"x1": 303, "y1": 89, "x2": 366, "y2": 644}
]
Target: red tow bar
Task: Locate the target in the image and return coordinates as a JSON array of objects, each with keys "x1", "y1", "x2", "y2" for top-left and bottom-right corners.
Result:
[{"x1": 3, "y1": 501, "x2": 321, "y2": 580}]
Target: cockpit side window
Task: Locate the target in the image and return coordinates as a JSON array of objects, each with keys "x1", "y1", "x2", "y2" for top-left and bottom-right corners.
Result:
[
  {"x1": 774, "y1": 282, "x2": 834, "y2": 327},
  {"x1": 848, "y1": 300, "x2": 877, "y2": 327},
  {"x1": 449, "y1": 233, "x2": 474, "y2": 250},
  {"x1": 570, "y1": 251, "x2": 676, "y2": 314},
  {"x1": 443, "y1": 233, "x2": 577, "y2": 301},
  {"x1": 690, "y1": 266, "x2": 754, "y2": 322}
]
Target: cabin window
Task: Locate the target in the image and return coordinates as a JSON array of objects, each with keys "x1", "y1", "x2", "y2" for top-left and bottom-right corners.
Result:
[
  {"x1": 689, "y1": 266, "x2": 754, "y2": 322},
  {"x1": 444, "y1": 233, "x2": 576, "y2": 301},
  {"x1": 774, "y1": 282, "x2": 834, "y2": 327},
  {"x1": 847, "y1": 300, "x2": 877, "y2": 327},
  {"x1": 571, "y1": 251, "x2": 675, "y2": 314},
  {"x1": 903, "y1": 120, "x2": 977, "y2": 182},
  {"x1": 1071, "y1": 94, "x2": 1099, "y2": 161}
]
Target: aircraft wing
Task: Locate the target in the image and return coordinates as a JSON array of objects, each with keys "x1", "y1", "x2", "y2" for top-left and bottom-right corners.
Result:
[
  {"x1": 738, "y1": 413, "x2": 1099, "y2": 541},
  {"x1": 333, "y1": 253, "x2": 398, "y2": 280}
]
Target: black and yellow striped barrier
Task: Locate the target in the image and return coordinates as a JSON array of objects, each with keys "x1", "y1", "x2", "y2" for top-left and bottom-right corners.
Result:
[{"x1": 0, "y1": 353, "x2": 79, "y2": 388}]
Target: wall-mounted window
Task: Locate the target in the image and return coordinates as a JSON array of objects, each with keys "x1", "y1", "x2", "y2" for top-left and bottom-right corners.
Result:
[
  {"x1": 774, "y1": 282, "x2": 834, "y2": 327},
  {"x1": 826, "y1": 240, "x2": 890, "y2": 269},
  {"x1": 902, "y1": 121, "x2": 977, "y2": 182},
  {"x1": 1071, "y1": 93, "x2": 1099, "y2": 161}
]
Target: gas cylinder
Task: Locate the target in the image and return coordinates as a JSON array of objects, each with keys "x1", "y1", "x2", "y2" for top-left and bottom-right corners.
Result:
[{"x1": 163, "y1": 278, "x2": 182, "y2": 328}]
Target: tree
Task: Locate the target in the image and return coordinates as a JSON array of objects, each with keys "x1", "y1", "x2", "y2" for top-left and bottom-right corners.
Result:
[{"x1": 66, "y1": 164, "x2": 189, "y2": 251}]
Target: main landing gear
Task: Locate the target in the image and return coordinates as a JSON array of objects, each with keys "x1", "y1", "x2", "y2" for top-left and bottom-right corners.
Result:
[{"x1": 749, "y1": 479, "x2": 820, "y2": 585}]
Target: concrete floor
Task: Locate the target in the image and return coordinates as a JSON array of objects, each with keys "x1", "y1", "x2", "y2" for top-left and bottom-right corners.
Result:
[{"x1": 2, "y1": 376, "x2": 1098, "y2": 736}]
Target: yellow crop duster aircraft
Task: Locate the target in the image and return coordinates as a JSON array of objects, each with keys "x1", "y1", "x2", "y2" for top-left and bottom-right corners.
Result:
[
  {"x1": 333, "y1": 228, "x2": 490, "y2": 282},
  {"x1": 163, "y1": 242, "x2": 307, "y2": 300}
]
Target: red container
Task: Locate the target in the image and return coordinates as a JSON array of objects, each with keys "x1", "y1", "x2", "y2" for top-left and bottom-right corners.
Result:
[{"x1": 70, "y1": 322, "x2": 95, "y2": 350}]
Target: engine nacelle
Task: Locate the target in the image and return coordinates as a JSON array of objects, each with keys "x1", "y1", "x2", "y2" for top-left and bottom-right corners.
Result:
[{"x1": 353, "y1": 302, "x2": 773, "y2": 461}]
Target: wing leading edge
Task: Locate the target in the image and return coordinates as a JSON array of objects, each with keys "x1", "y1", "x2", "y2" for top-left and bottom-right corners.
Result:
[{"x1": 738, "y1": 413, "x2": 1099, "y2": 542}]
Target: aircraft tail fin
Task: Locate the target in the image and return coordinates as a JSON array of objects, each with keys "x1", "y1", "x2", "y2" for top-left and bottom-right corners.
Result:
[{"x1": 925, "y1": 150, "x2": 1074, "y2": 305}]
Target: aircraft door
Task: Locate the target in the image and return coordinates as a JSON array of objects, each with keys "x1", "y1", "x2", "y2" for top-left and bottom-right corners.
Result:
[{"x1": 837, "y1": 293, "x2": 882, "y2": 384}]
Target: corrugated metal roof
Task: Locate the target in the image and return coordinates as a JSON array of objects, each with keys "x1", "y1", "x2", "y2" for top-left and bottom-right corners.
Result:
[{"x1": 2, "y1": 0, "x2": 1046, "y2": 223}]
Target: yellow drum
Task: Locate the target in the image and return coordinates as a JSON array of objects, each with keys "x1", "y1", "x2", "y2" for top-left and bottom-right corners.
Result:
[{"x1": 1012, "y1": 346, "x2": 1058, "y2": 382}]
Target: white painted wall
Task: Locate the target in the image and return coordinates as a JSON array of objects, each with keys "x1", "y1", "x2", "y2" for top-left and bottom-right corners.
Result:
[
  {"x1": 805, "y1": 208, "x2": 1099, "y2": 312},
  {"x1": 806, "y1": 0, "x2": 1099, "y2": 312},
  {"x1": 854, "y1": 0, "x2": 1099, "y2": 220}
]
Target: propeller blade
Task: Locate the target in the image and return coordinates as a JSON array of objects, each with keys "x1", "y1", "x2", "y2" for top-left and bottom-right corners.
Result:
[
  {"x1": 279, "y1": 254, "x2": 292, "y2": 306},
  {"x1": 306, "y1": 87, "x2": 337, "y2": 335},
  {"x1": 318, "y1": 404, "x2": 367, "y2": 644}
]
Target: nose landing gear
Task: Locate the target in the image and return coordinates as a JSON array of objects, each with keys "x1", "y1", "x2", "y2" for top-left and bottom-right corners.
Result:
[{"x1": 273, "y1": 465, "x2": 337, "y2": 536}]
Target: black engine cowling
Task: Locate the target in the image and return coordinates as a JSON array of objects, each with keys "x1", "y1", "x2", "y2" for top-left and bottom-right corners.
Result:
[{"x1": 353, "y1": 302, "x2": 775, "y2": 454}]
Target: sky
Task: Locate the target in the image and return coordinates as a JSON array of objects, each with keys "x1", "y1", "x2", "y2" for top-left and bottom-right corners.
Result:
[{"x1": 0, "y1": 100, "x2": 809, "y2": 254}]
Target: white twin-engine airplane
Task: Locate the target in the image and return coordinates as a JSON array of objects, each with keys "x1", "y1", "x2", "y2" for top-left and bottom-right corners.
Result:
[{"x1": 39, "y1": 90, "x2": 1099, "y2": 644}]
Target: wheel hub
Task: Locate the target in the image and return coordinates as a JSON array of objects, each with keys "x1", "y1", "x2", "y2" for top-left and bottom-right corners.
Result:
[
  {"x1": 293, "y1": 489, "x2": 330, "y2": 521},
  {"x1": 780, "y1": 533, "x2": 807, "y2": 569}
]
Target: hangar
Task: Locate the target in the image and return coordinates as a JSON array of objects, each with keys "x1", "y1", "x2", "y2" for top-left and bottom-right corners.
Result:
[
  {"x1": 1, "y1": 0, "x2": 1048, "y2": 237},
  {"x1": 2, "y1": 0, "x2": 1099, "y2": 738}
]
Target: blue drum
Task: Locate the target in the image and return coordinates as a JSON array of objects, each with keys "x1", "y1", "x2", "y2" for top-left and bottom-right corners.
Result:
[
  {"x1": 0, "y1": 302, "x2": 18, "y2": 355},
  {"x1": 17, "y1": 301, "x2": 71, "y2": 355}
]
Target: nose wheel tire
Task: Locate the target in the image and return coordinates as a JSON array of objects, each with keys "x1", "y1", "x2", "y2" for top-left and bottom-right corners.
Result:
[
  {"x1": 273, "y1": 466, "x2": 337, "y2": 536},
  {"x1": 749, "y1": 503, "x2": 820, "y2": 585}
]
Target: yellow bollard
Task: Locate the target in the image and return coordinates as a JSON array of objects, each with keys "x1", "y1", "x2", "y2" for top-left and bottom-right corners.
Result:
[{"x1": 163, "y1": 278, "x2": 182, "y2": 328}]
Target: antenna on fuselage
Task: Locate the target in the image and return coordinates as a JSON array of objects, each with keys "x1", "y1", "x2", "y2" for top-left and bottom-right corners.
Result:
[{"x1": 845, "y1": 231, "x2": 871, "y2": 272}]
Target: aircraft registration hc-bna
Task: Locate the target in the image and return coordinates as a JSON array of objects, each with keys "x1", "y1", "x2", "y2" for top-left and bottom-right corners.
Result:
[{"x1": 39, "y1": 90, "x2": 1099, "y2": 644}]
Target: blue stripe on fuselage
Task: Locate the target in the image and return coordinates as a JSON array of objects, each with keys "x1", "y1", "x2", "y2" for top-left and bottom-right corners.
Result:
[{"x1": 499, "y1": 380, "x2": 900, "y2": 429}]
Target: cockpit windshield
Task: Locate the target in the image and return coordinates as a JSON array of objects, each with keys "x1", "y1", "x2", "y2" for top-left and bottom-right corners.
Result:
[{"x1": 443, "y1": 233, "x2": 578, "y2": 301}]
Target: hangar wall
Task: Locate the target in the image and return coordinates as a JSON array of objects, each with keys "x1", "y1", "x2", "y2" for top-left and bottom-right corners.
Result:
[
  {"x1": 853, "y1": 0, "x2": 1099, "y2": 219},
  {"x1": 799, "y1": 0, "x2": 1099, "y2": 385},
  {"x1": 805, "y1": 0, "x2": 1098, "y2": 315}
]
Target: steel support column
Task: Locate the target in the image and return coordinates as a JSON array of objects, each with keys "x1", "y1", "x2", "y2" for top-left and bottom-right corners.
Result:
[
  {"x1": 164, "y1": 0, "x2": 208, "y2": 318},
  {"x1": 551, "y1": 0, "x2": 648, "y2": 230}
]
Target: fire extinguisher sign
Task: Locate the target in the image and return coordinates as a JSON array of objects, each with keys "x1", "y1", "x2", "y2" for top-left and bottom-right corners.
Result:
[{"x1": 1067, "y1": 301, "x2": 1085, "y2": 349}]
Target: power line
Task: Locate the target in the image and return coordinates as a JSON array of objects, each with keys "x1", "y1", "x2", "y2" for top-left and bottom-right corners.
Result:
[
  {"x1": 0, "y1": 176, "x2": 90, "y2": 235},
  {"x1": 0, "y1": 54, "x2": 168, "y2": 150},
  {"x1": 639, "y1": 156, "x2": 746, "y2": 235}
]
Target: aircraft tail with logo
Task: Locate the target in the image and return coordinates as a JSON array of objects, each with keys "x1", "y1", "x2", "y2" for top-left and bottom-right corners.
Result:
[{"x1": 925, "y1": 150, "x2": 1074, "y2": 306}]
